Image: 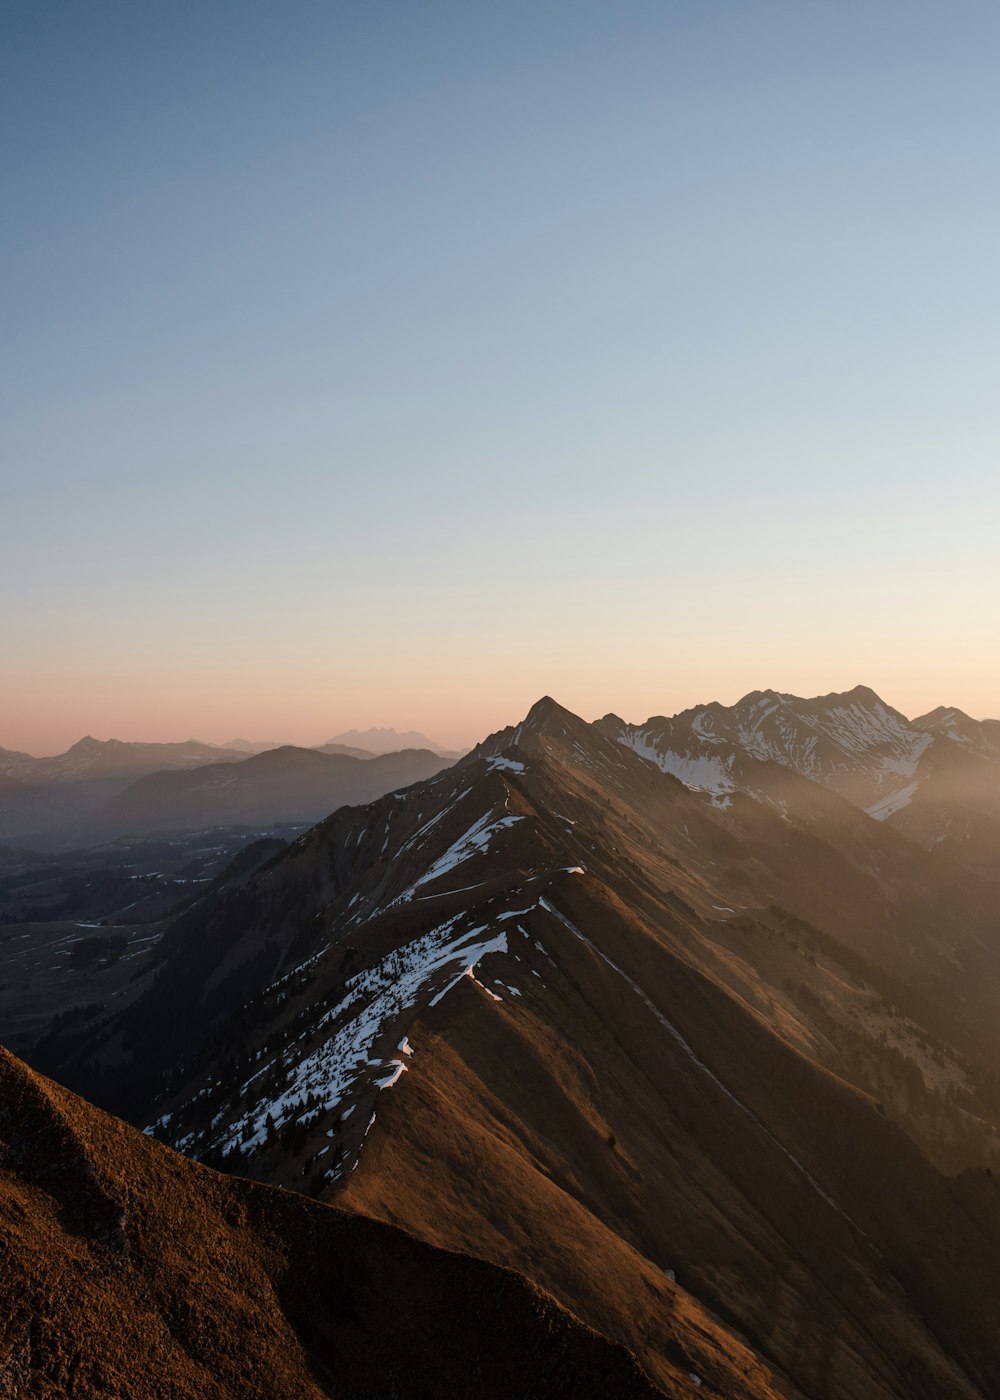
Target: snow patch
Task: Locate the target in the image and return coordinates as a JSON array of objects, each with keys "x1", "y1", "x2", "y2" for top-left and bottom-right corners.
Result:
[
  {"x1": 621, "y1": 733, "x2": 736, "y2": 796},
  {"x1": 489, "y1": 755, "x2": 526, "y2": 774},
  {"x1": 866, "y1": 781, "x2": 918, "y2": 820}
]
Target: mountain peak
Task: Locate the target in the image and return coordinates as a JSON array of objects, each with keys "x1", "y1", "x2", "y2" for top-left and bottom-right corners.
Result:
[
  {"x1": 913, "y1": 704, "x2": 971, "y2": 726},
  {"x1": 518, "y1": 696, "x2": 593, "y2": 741},
  {"x1": 466, "y1": 696, "x2": 596, "y2": 765},
  {"x1": 840, "y1": 683, "x2": 886, "y2": 705},
  {"x1": 524, "y1": 694, "x2": 571, "y2": 722}
]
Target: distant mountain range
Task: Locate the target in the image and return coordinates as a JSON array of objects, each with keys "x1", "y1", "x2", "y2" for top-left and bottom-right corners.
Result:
[
  {"x1": 0, "y1": 735, "x2": 455, "y2": 847},
  {"x1": 20, "y1": 687, "x2": 1000, "y2": 1398},
  {"x1": 324, "y1": 726, "x2": 465, "y2": 759},
  {"x1": 102, "y1": 745, "x2": 452, "y2": 835},
  {"x1": 0, "y1": 736, "x2": 242, "y2": 785}
]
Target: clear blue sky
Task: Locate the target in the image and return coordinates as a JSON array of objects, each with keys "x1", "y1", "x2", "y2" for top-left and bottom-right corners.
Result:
[{"x1": 3, "y1": 1, "x2": 999, "y2": 752}]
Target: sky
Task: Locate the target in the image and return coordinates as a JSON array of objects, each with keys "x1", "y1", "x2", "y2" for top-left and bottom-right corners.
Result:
[{"x1": 3, "y1": 0, "x2": 999, "y2": 754}]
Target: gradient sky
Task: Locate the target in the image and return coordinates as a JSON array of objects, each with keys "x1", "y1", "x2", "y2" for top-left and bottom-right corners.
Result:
[{"x1": 3, "y1": 1, "x2": 999, "y2": 755}]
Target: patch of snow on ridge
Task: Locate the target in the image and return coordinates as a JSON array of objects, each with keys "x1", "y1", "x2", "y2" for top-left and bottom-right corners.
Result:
[
  {"x1": 428, "y1": 924, "x2": 509, "y2": 1006},
  {"x1": 866, "y1": 782, "x2": 919, "y2": 821},
  {"x1": 690, "y1": 710, "x2": 726, "y2": 744},
  {"x1": 489, "y1": 755, "x2": 526, "y2": 774},
  {"x1": 376, "y1": 1060, "x2": 408, "y2": 1090},
  {"x1": 879, "y1": 731, "x2": 932, "y2": 776},
  {"x1": 213, "y1": 915, "x2": 509, "y2": 1154},
  {"x1": 405, "y1": 812, "x2": 525, "y2": 896},
  {"x1": 622, "y1": 731, "x2": 735, "y2": 795}
]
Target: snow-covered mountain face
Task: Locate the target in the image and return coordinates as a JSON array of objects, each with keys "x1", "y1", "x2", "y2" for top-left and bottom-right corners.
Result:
[
  {"x1": 600, "y1": 687, "x2": 929, "y2": 811},
  {"x1": 599, "y1": 688, "x2": 1000, "y2": 873}
]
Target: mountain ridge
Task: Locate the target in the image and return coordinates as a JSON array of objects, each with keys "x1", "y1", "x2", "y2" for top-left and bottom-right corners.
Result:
[
  {"x1": 24, "y1": 692, "x2": 1000, "y2": 1398},
  {"x1": 598, "y1": 685, "x2": 1000, "y2": 875},
  {"x1": 0, "y1": 1044, "x2": 665, "y2": 1399}
]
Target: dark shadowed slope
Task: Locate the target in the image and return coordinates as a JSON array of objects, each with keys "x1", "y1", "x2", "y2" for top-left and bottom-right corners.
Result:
[{"x1": 0, "y1": 1046, "x2": 666, "y2": 1400}]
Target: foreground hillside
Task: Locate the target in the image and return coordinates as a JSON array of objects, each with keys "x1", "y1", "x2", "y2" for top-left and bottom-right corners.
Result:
[
  {"x1": 34, "y1": 695, "x2": 1000, "y2": 1399},
  {"x1": 0, "y1": 1046, "x2": 665, "y2": 1399}
]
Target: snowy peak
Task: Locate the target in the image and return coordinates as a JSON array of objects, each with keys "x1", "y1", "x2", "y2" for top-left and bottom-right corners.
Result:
[
  {"x1": 912, "y1": 706, "x2": 1000, "y2": 758},
  {"x1": 597, "y1": 685, "x2": 1000, "y2": 870},
  {"x1": 603, "y1": 686, "x2": 938, "y2": 819}
]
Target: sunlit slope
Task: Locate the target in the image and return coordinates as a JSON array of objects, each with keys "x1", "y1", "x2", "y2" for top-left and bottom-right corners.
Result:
[{"x1": 0, "y1": 1046, "x2": 664, "y2": 1399}]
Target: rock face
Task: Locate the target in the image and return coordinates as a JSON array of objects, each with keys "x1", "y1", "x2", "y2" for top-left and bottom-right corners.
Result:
[{"x1": 0, "y1": 1046, "x2": 664, "y2": 1400}]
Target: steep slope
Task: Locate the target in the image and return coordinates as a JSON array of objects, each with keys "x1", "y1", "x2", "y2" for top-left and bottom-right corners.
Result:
[
  {"x1": 0, "y1": 1046, "x2": 663, "y2": 1399},
  {"x1": 36, "y1": 697, "x2": 1000, "y2": 1399}
]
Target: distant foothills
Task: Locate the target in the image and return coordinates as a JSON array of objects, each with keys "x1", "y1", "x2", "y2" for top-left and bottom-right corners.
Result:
[{"x1": 0, "y1": 728, "x2": 464, "y2": 850}]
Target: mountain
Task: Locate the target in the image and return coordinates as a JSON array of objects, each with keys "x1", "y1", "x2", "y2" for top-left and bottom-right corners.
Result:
[
  {"x1": 0, "y1": 741, "x2": 453, "y2": 848},
  {"x1": 598, "y1": 686, "x2": 1000, "y2": 877},
  {"x1": 98, "y1": 745, "x2": 453, "y2": 837},
  {"x1": 0, "y1": 1046, "x2": 661, "y2": 1399},
  {"x1": 220, "y1": 738, "x2": 287, "y2": 754},
  {"x1": 313, "y1": 742, "x2": 378, "y2": 760},
  {"x1": 0, "y1": 738, "x2": 247, "y2": 848},
  {"x1": 224, "y1": 740, "x2": 380, "y2": 761},
  {"x1": 0, "y1": 747, "x2": 35, "y2": 779},
  {"x1": 31, "y1": 695, "x2": 1000, "y2": 1398},
  {"x1": 326, "y1": 726, "x2": 465, "y2": 759},
  {"x1": 0, "y1": 736, "x2": 241, "y2": 785}
]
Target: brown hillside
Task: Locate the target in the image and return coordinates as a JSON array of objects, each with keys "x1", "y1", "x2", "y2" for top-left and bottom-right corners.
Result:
[{"x1": 0, "y1": 1046, "x2": 668, "y2": 1399}]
